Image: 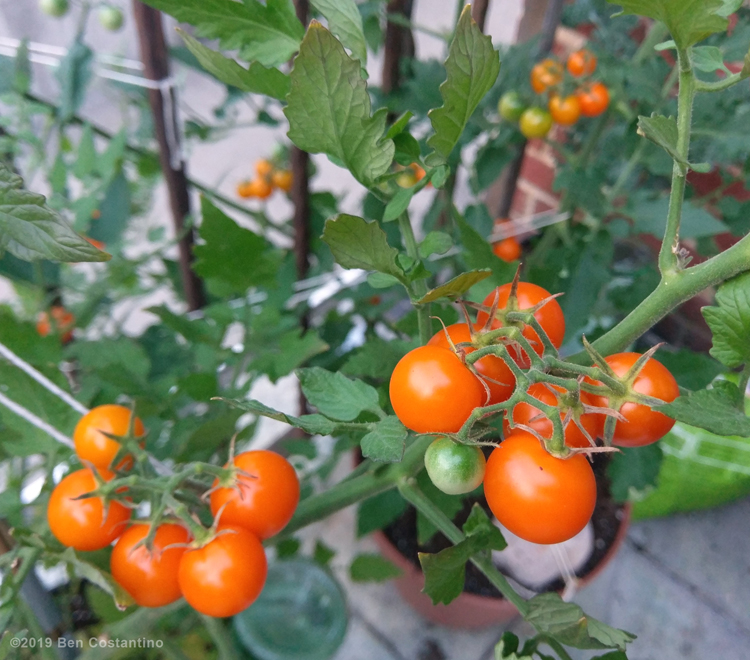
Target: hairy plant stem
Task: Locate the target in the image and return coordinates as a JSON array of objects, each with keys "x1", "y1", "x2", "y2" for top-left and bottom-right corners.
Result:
[
  {"x1": 397, "y1": 480, "x2": 529, "y2": 615},
  {"x1": 398, "y1": 212, "x2": 431, "y2": 344}
]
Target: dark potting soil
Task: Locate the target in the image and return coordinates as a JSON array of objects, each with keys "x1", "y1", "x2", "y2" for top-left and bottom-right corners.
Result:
[{"x1": 382, "y1": 454, "x2": 627, "y2": 599}]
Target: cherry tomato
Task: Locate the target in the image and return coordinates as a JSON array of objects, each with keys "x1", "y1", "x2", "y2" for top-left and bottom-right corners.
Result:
[
  {"x1": 428, "y1": 323, "x2": 515, "y2": 404},
  {"x1": 98, "y1": 5, "x2": 124, "y2": 31},
  {"x1": 493, "y1": 237, "x2": 522, "y2": 262},
  {"x1": 237, "y1": 181, "x2": 253, "y2": 198},
  {"x1": 396, "y1": 171, "x2": 418, "y2": 188},
  {"x1": 111, "y1": 523, "x2": 190, "y2": 607},
  {"x1": 519, "y1": 108, "x2": 553, "y2": 139},
  {"x1": 424, "y1": 437, "x2": 486, "y2": 495},
  {"x1": 246, "y1": 178, "x2": 274, "y2": 199},
  {"x1": 271, "y1": 169, "x2": 293, "y2": 192},
  {"x1": 47, "y1": 469, "x2": 130, "y2": 551},
  {"x1": 210, "y1": 450, "x2": 300, "y2": 540},
  {"x1": 389, "y1": 346, "x2": 486, "y2": 434},
  {"x1": 178, "y1": 525, "x2": 267, "y2": 618},
  {"x1": 548, "y1": 94, "x2": 581, "y2": 126},
  {"x1": 484, "y1": 431, "x2": 596, "y2": 544},
  {"x1": 498, "y1": 91, "x2": 526, "y2": 122},
  {"x1": 40, "y1": 0, "x2": 68, "y2": 17},
  {"x1": 505, "y1": 382, "x2": 603, "y2": 448},
  {"x1": 74, "y1": 404, "x2": 145, "y2": 471},
  {"x1": 599, "y1": 353, "x2": 679, "y2": 447},
  {"x1": 530, "y1": 59, "x2": 563, "y2": 93},
  {"x1": 567, "y1": 49, "x2": 597, "y2": 77},
  {"x1": 255, "y1": 159, "x2": 274, "y2": 178},
  {"x1": 577, "y1": 82, "x2": 610, "y2": 117},
  {"x1": 410, "y1": 163, "x2": 427, "y2": 182},
  {"x1": 476, "y1": 282, "x2": 565, "y2": 366},
  {"x1": 37, "y1": 306, "x2": 75, "y2": 344}
]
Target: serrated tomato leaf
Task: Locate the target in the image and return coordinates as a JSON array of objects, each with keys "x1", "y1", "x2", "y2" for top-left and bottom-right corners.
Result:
[
  {"x1": 656, "y1": 382, "x2": 750, "y2": 437},
  {"x1": 310, "y1": 0, "x2": 367, "y2": 64},
  {"x1": 350, "y1": 553, "x2": 402, "y2": 582},
  {"x1": 296, "y1": 367, "x2": 382, "y2": 421},
  {"x1": 361, "y1": 416, "x2": 407, "y2": 463},
  {"x1": 216, "y1": 397, "x2": 337, "y2": 435},
  {"x1": 702, "y1": 272, "x2": 750, "y2": 369},
  {"x1": 417, "y1": 269, "x2": 491, "y2": 303}
]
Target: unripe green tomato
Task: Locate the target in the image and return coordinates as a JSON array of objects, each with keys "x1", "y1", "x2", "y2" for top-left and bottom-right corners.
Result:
[
  {"x1": 98, "y1": 5, "x2": 124, "y2": 31},
  {"x1": 396, "y1": 171, "x2": 418, "y2": 188},
  {"x1": 498, "y1": 91, "x2": 526, "y2": 122},
  {"x1": 519, "y1": 107, "x2": 553, "y2": 139},
  {"x1": 40, "y1": 0, "x2": 69, "y2": 17},
  {"x1": 424, "y1": 437, "x2": 486, "y2": 495}
]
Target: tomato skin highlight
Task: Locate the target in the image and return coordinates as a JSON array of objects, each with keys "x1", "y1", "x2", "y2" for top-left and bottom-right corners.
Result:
[
  {"x1": 178, "y1": 525, "x2": 267, "y2": 618},
  {"x1": 505, "y1": 382, "x2": 603, "y2": 448},
  {"x1": 424, "y1": 437, "x2": 486, "y2": 495},
  {"x1": 519, "y1": 108, "x2": 553, "y2": 139},
  {"x1": 577, "y1": 82, "x2": 610, "y2": 117},
  {"x1": 74, "y1": 404, "x2": 145, "y2": 471},
  {"x1": 111, "y1": 523, "x2": 190, "y2": 607},
  {"x1": 548, "y1": 94, "x2": 581, "y2": 126},
  {"x1": 428, "y1": 323, "x2": 515, "y2": 404},
  {"x1": 47, "y1": 469, "x2": 131, "y2": 551},
  {"x1": 484, "y1": 431, "x2": 596, "y2": 544},
  {"x1": 210, "y1": 450, "x2": 300, "y2": 540},
  {"x1": 476, "y1": 282, "x2": 565, "y2": 366},
  {"x1": 389, "y1": 346, "x2": 486, "y2": 434},
  {"x1": 567, "y1": 49, "x2": 597, "y2": 77},
  {"x1": 493, "y1": 237, "x2": 522, "y2": 262},
  {"x1": 601, "y1": 353, "x2": 679, "y2": 447}
]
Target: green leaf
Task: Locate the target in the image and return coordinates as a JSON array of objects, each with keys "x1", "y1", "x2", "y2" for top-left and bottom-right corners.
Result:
[
  {"x1": 383, "y1": 186, "x2": 416, "y2": 222},
  {"x1": 415, "y1": 469, "x2": 466, "y2": 545},
  {"x1": 350, "y1": 553, "x2": 402, "y2": 582},
  {"x1": 146, "y1": 305, "x2": 222, "y2": 345},
  {"x1": 656, "y1": 382, "x2": 750, "y2": 437},
  {"x1": 691, "y1": 45, "x2": 731, "y2": 73},
  {"x1": 0, "y1": 164, "x2": 110, "y2": 263},
  {"x1": 417, "y1": 269, "x2": 491, "y2": 303},
  {"x1": 74, "y1": 124, "x2": 97, "y2": 179},
  {"x1": 630, "y1": 195, "x2": 726, "y2": 239},
  {"x1": 426, "y1": 6, "x2": 500, "y2": 162},
  {"x1": 252, "y1": 328, "x2": 329, "y2": 382},
  {"x1": 393, "y1": 132, "x2": 422, "y2": 166},
  {"x1": 702, "y1": 272, "x2": 750, "y2": 368},
  {"x1": 656, "y1": 349, "x2": 724, "y2": 391},
  {"x1": 607, "y1": 0, "x2": 728, "y2": 51},
  {"x1": 357, "y1": 489, "x2": 408, "y2": 537},
  {"x1": 591, "y1": 653, "x2": 628, "y2": 660},
  {"x1": 13, "y1": 39, "x2": 31, "y2": 94},
  {"x1": 284, "y1": 22, "x2": 394, "y2": 186},
  {"x1": 60, "y1": 548, "x2": 134, "y2": 610},
  {"x1": 361, "y1": 416, "x2": 407, "y2": 462},
  {"x1": 637, "y1": 115, "x2": 683, "y2": 166},
  {"x1": 310, "y1": 0, "x2": 367, "y2": 64},
  {"x1": 141, "y1": 0, "x2": 304, "y2": 67},
  {"x1": 342, "y1": 337, "x2": 417, "y2": 380},
  {"x1": 525, "y1": 593, "x2": 636, "y2": 650},
  {"x1": 56, "y1": 40, "x2": 93, "y2": 122},
  {"x1": 217, "y1": 397, "x2": 337, "y2": 435},
  {"x1": 386, "y1": 111, "x2": 414, "y2": 139},
  {"x1": 419, "y1": 231, "x2": 453, "y2": 259},
  {"x1": 313, "y1": 540, "x2": 336, "y2": 566},
  {"x1": 193, "y1": 197, "x2": 281, "y2": 294},
  {"x1": 296, "y1": 366, "x2": 382, "y2": 421},
  {"x1": 177, "y1": 30, "x2": 290, "y2": 100},
  {"x1": 322, "y1": 214, "x2": 405, "y2": 282},
  {"x1": 607, "y1": 444, "x2": 664, "y2": 502},
  {"x1": 367, "y1": 272, "x2": 401, "y2": 289}
]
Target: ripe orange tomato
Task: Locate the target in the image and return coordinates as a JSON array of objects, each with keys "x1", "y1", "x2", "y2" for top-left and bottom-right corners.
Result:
[
  {"x1": 178, "y1": 525, "x2": 267, "y2": 618},
  {"x1": 246, "y1": 178, "x2": 274, "y2": 199},
  {"x1": 271, "y1": 169, "x2": 293, "y2": 192},
  {"x1": 111, "y1": 523, "x2": 190, "y2": 607},
  {"x1": 389, "y1": 346, "x2": 485, "y2": 434},
  {"x1": 505, "y1": 382, "x2": 603, "y2": 448},
  {"x1": 530, "y1": 59, "x2": 563, "y2": 93},
  {"x1": 255, "y1": 159, "x2": 274, "y2": 178},
  {"x1": 577, "y1": 82, "x2": 610, "y2": 117},
  {"x1": 597, "y1": 353, "x2": 679, "y2": 447},
  {"x1": 428, "y1": 323, "x2": 515, "y2": 404},
  {"x1": 37, "y1": 306, "x2": 75, "y2": 344},
  {"x1": 236, "y1": 181, "x2": 253, "y2": 198},
  {"x1": 484, "y1": 431, "x2": 596, "y2": 544},
  {"x1": 410, "y1": 163, "x2": 426, "y2": 182},
  {"x1": 548, "y1": 94, "x2": 581, "y2": 126},
  {"x1": 47, "y1": 469, "x2": 130, "y2": 551},
  {"x1": 210, "y1": 450, "x2": 300, "y2": 540},
  {"x1": 567, "y1": 49, "x2": 597, "y2": 77},
  {"x1": 476, "y1": 282, "x2": 565, "y2": 366},
  {"x1": 493, "y1": 237, "x2": 522, "y2": 262},
  {"x1": 73, "y1": 404, "x2": 145, "y2": 471}
]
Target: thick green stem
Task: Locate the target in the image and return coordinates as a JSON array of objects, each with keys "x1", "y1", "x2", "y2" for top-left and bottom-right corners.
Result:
[
  {"x1": 398, "y1": 212, "x2": 431, "y2": 344},
  {"x1": 695, "y1": 71, "x2": 747, "y2": 93},
  {"x1": 200, "y1": 614, "x2": 241, "y2": 660},
  {"x1": 660, "y1": 48, "x2": 695, "y2": 276},
  {"x1": 397, "y1": 480, "x2": 529, "y2": 615}
]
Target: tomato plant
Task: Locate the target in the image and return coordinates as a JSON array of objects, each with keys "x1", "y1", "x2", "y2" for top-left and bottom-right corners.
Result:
[
  {"x1": 424, "y1": 437, "x2": 485, "y2": 495},
  {"x1": 73, "y1": 404, "x2": 145, "y2": 470}
]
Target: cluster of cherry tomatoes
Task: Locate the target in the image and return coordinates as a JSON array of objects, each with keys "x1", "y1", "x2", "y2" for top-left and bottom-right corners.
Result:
[
  {"x1": 39, "y1": 0, "x2": 124, "y2": 30},
  {"x1": 47, "y1": 404, "x2": 300, "y2": 617},
  {"x1": 237, "y1": 159, "x2": 293, "y2": 200},
  {"x1": 37, "y1": 305, "x2": 75, "y2": 344},
  {"x1": 498, "y1": 49, "x2": 610, "y2": 140},
  {"x1": 389, "y1": 281, "x2": 679, "y2": 545}
]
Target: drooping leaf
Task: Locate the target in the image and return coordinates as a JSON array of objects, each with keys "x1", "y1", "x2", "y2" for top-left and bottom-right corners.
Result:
[
  {"x1": 350, "y1": 553, "x2": 402, "y2": 582},
  {"x1": 656, "y1": 382, "x2": 750, "y2": 437},
  {"x1": 702, "y1": 272, "x2": 750, "y2": 368},
  {"x1": 177, "y1": 30, "x2": 290, "y2": 100},
  {"x1": 310, "y1": 0, "x2": 367, "y2": 64},
  {"x1": 525, "y1": 593, "x2": 636, "y2": 650},
  {"x1": 419, "y1": 231, "x2": 453, "y2": 259},
  {"x1": 607, "y1": 0, "x2": 729, "y2": 51},
  {"x1": 426, "y1": 6, "x2": 500, "y2": 163},
  {"x1": 56, "y1": 40, "x2": 93, "y2": 122},
  {"x1": 216, "y1": 397, "x2": 337, "y2": 435},
  {"x1": 322, "y1": 214, "x2": 405, "y2": 282},
  {"x1": 361, "y1": 416, "x2": 407, "y2": 462},
  {"x1": 296, "y1": 367, "x2": 382, "y2": 421},
  {"x1": 285, "y1": 22, "x2": 394, "y2": 186},
  {"x1": 691, "y1": 45, "x2": 731, "y2": 73},
  {"x1": 0, "y1": 164, "x2": 110, "y2": 263},
  {"x1": 141, "y1": 0, "x2": 304, "y2": 67},
  {"x1": 357, "y1": 489, "x2": 408, "y2": 537},
  {"x1": 637, "y1": 115, "x2": 682, "y2": 165},
  {"x1": 417, "y1": 269, "x2": 491, "y2": 303}
]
